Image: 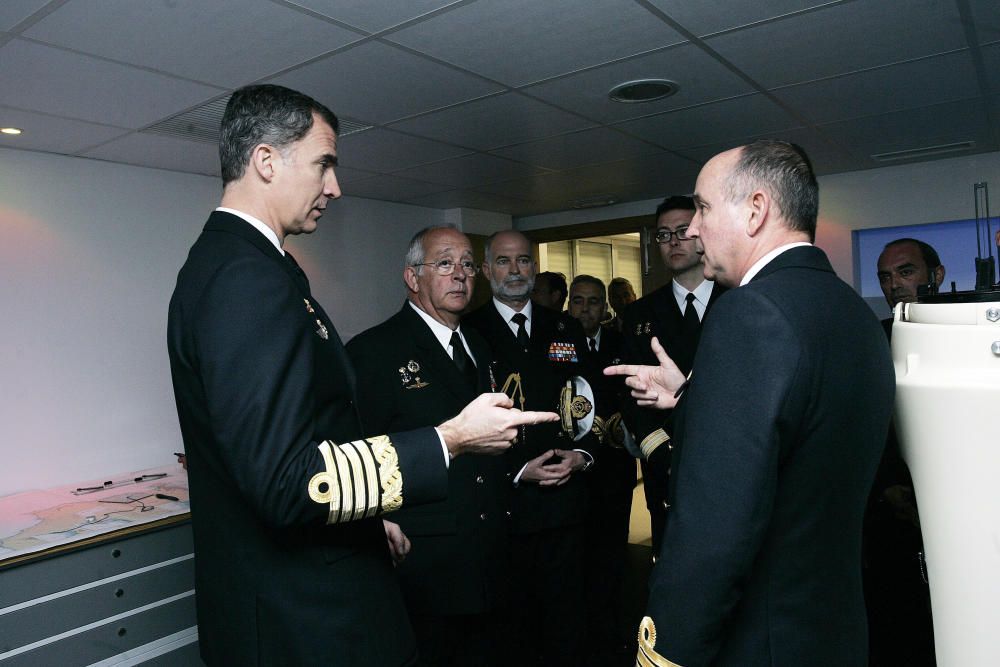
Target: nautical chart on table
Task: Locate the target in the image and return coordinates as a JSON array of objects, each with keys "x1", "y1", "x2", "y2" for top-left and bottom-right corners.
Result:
[{"x1": 0, "y1": 464, "x2": 189, "y2": 563}]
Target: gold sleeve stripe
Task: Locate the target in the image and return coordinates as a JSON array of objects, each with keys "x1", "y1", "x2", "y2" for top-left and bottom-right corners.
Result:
[
  {"x1": 338, "y1": 441, "x2": 368, "y2": 522},
  {"x1": 331, "y1": 444, "x2": 356, "y2": 522},
  {"x1": 349, "y1": 440, "x2": 380, "y2": 520},
  {"x1": 640, "y1": 428, "x2": 670, "y2": 459},
  {"x1": 635, "y1": 617, "x2": 683, "y2": 667},
  {"x1": 308, "y1": 435, "x2": 403, "y2": 523}
]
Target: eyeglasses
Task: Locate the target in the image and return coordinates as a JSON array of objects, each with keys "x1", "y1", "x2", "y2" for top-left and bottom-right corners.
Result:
[
  {"x1": 654, "y1": 226, "x2": 691, "y2": 244},
  {"x1": 413, "y1": 259, "x2": 478, "y2": 276}
]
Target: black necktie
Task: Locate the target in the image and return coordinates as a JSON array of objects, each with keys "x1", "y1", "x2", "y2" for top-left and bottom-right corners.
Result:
[
  {"x1": 589, "y1": 337, "x2": 598, "y2": 353},
  {"x1": 683, "y1": 292, "x2": 700, "y2": 336},
  {"x1": 450, "y1": 331, "x2": 477, "y2": 388},
  {"x1": 511, "y1": 312, "x2": 530, "y2": 350}
]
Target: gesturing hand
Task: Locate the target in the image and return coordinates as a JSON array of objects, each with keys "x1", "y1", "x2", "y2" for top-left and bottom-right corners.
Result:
[{"x1": 604, "y1": 336, "x2": 686, "y2": 410}]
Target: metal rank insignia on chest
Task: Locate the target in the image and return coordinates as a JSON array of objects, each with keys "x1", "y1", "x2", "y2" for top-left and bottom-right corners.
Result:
[
  {"x1": 635, "y1": 322, "x2": 652, "y2": 335},
  {"x1": 398, "y1": 360, "x2": 428, "y2": 389},
  {"x1": 547, "y1": 341, "x2": 578, "y2": 363}
]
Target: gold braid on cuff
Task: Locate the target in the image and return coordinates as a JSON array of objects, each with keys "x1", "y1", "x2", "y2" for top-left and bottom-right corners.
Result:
[
  {"x1": 308, "y1": 435, "x2": 403, "y2": 523},
  {"x1": 636, "y1": 616, "x2": 683, "y2": 667},
  {"x1": 640, "y1": 428, "x2": 670, "y2": 459}
]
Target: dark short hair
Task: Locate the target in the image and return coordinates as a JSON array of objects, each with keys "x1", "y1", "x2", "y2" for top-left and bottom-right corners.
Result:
[
  {"x1": 483, "y1": 229, "x2": 531, "y2": 264},
  {"x1": 537, "y1": 271, "x2": 568, "y2": 299},
  {"x1": 608, "y1": 277, "x2": 635, "y2": 294},
  {"x1": 725, "y1": 140, "x2": 818, "y2": 240},
  {"x1": 219, "y1": 84, "x2": 339, "y2": 185},
  {"x1": 570, "y1": 274, "x2": 606, "y2": 299},
  {"x1": 883, "y1": 238, "x2": 942, "y2": 272},
  {"x1": 655, "y1": 195, "x2": 696, "y2": 219}
]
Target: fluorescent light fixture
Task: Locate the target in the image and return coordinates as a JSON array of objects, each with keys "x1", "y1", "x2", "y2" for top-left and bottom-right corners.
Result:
[
  {"x1": 1, "y1": 127, "x2": 23, "y2": 135},
  {"x1": 871, "y1": 141, "x2": 975, "y2": 162}
]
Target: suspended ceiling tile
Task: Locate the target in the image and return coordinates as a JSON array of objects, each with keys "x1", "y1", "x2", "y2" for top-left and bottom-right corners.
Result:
[
  {"x1": 81, "y1": 132, "x2": 220, "y2": 177},
  {"x1": 393, "y1": 153, "x2": 544, "y2": 189},
  {"x1": 490, "y1": 126, "x2": 664, "y2": 171},
  {"x1": 982, "y1": 42, "x2": 1000, "y2": 96},
  {"x1": 267, "y1": 41, "x2": 503, "y2": 125},
  {"x1": 816, "y1": 98, "x2": 997, "y2": 169},
  {"x1": 286, "y1": 0, "x2": 463, "y2": 33},
  {"x1": 706, "y1": 0, "x2": 968, "y2": 89},
  {"x1": 0, "y1": 39, "x2": 223, "y2": 128},
  {"x1": 388, "y1": 93, "x2": 595, "y2": 151},
  {"x1": 331, "y1": 165, "x2": 378, "y2": 184},
  {"x1": 0, "y1": 106, "x2": 130, "y2": 154},
  {"x1": 0, "y1": 0, "x2": 50, "y2": 31},
  {"x1": 616, "y1": 94, "x2": 801, "y2": 150},
  {"x1": 969, "y1": 0, "x2": 1000, "y2": 44},
  {"x1": 404, "y1": 189, "x2": 535, "y2": 216},
  {"x1": 23, "y1": 0, "x2": 364, "y2": 89},
  {"x1": 645, "y1": 0, "x2": 836, "y2": 37},
  {"x1": 523, "y1": 43, "x2": 754, "y2": 124},
  {"x1": 386, "y1": 0, "x2": 686, "y2": 87},
  {"x1": 342, "y1": 173, "x2": 448, "y2": 202},
  {"x1": 676, "y1": 127, "x2": 862, "y2": 176},
  {"x1": 338, "y1": 128, "x2": 471, "y2": 173},
  {"x1": 773, "y1": 51, "x2": 982, "y2": 125}
]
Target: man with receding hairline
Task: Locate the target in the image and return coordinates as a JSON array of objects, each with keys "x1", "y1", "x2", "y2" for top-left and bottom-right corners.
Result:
[{"x1": 608, "y1": 140, "x2": 894, "y2": 666}]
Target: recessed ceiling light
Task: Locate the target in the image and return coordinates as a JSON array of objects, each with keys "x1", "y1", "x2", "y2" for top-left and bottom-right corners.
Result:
[
  {"x1": 608, "y1": 79, "x2": 679, "y2": 103},
  {"x1": 1, "y1": 127, "x2": 23, "y2": 135}
]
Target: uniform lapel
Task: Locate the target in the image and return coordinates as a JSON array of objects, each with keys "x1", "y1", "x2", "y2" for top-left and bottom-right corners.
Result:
[{"x1": 402, "y1": 304, "x2": 477, "y2": 403}]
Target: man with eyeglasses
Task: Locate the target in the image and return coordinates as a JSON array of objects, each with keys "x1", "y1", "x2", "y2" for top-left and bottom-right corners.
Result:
[
  {"x1": 465, "y1": 229, "x2": 595, "y2": 666},
  {"x1": 621, "y1": 195, "x2": 726, "y2": 556},
  {"x1": 348, "y1": 225, "x2": 510, "y2": 666}
]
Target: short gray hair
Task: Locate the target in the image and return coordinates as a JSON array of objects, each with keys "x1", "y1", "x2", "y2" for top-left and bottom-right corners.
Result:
[{"x1": 404, "y1": 224, "x2": 461, "y2": 272}]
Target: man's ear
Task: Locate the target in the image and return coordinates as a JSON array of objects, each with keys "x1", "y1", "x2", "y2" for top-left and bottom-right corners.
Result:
[
  {"x1": 746, "y1": 190, "x2": 769, "y2": 237},
  {"x1": 403, "y1": 266, "x2": 420, "y2": 294},
  {"x1": 251, "y1": 144, "x2": 278, "y2": 182},
  {"x1": 932, "y1": 264, "x2": 945, "y2": 288}
]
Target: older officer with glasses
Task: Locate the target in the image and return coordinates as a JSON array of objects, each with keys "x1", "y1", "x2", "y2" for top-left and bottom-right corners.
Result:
[
  {"x1": 348, "y1": 225, "x2": 512, "y2": 666},
  {"x1": 620, "y1": 195, "x2": 726, "y2": 557}
]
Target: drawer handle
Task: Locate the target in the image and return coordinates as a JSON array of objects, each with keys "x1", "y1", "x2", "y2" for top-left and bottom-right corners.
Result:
[
  {"x1": 117, "y1": 627, "x2": 127, "y2": 637},
  {"x1": 114, "y1": 588, "x2": 124, "y2": 598}
]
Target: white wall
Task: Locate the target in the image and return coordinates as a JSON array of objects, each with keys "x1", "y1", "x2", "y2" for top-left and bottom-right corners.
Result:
[
  {"x1": 516, "y1": 150, "x2": 1000, "y2": 286},
  {"x1": 0, "y1": 148, "x2": 456, "y2": 496}
]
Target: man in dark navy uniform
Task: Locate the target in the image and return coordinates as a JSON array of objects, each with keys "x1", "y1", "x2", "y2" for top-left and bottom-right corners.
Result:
[
  {"x1": 167, "y1": 85, "x2": 554, "y2": 667},
  {"x1": 610, "y1": 141, "x2": 894, "y2": 666},
  {"x1": 348, "y1": 226, "x2": 511, "y2": 666}
]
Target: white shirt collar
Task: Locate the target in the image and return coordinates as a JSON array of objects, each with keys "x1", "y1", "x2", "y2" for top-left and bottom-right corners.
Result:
[
  {"x1": 589, "y1": 326, "x2": 603, "y2": 350},
  {"x1": 493, "y1": 297, "x2": 532, "y2": 337},
  {"x1": 671, "y1": 278, "x2": 715, "y2": 313},
  {"x1": 216, "y1": 207, "x2": 283, "y2": 255},
  {"x1": 740, "y1": 242, "x2": 812, "y2": 286},
  {"x1": 407, "y1": 301, "x2": 475, "y2": 362}
]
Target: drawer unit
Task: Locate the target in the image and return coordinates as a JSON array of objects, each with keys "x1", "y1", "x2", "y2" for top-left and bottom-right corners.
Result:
[{"x1": 0, "y1": 520, "x2": 200, "y2": 665}]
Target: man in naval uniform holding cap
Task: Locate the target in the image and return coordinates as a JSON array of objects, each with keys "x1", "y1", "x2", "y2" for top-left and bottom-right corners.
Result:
[
  {"x1": 348, "y1": 225, "x2": 510, "y2": 666},
  {"x1": 167, "y1": 85, "x2": 554, "y2": 667},
  {"x1": 464, "y1": 229, "x2": 596, "y2": 666}
]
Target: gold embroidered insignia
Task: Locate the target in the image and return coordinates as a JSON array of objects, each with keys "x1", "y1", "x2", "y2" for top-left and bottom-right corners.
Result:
[
  {"x1": 636, "y1": 616, "x2": 683, "y2": 667},
  {"x1": 643, "y1": 322, "x2": 652, "y2": 334},
  {"x1": 570, "y1": 395, "x2": 593, "y2": 419},
  {"x1": 303, "y1": 298, "x2": 315, "y2": 314},
  {"x1": 398, "y1": 363, "x2": 429, "y2": 389},
  {"x1": 370, "y1": 435, "x2": 403, "y2": 513}
]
